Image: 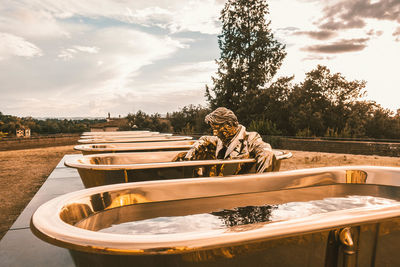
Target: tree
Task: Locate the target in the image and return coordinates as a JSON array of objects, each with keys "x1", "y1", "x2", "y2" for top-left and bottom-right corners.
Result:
[
  {"x1": 123, "y1": 111, "x2": 173, "y2": 132},
  {"x1": 206, "y1": 0, "x2": 286, "y2": 123},
  {"x1": 344, "y1": 101, "x2": 375, "y2": 138},
  {"x1": 253, "y1": 76, "x2": 295, "y2": 135},
  {"x1": 167, "y1": 105, "x2": 210, "y2": 134},
  {"x1": 365, "y1": 105, "x2": 400, "y2": 139},
  {"x1": 125, "y1": 110, "x2": 152, "y2": 130},
  {"x1": 288, "y1": 65, "x2": 366, "y2": 136}
]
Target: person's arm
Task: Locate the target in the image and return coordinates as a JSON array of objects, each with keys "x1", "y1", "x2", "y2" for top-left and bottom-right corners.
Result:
[
  {"x1": 248, "y1": 133, "x2": 275, "y2": 172},
  {"x1": 184, "y1": 136, "x2": 218, "y2": 160}
]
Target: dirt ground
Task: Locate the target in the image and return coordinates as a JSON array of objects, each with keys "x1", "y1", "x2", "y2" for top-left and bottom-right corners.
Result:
[
  {"x1": 279, "y1": 150, "x2": 400, "y2": 170},
  {"x1": 0, "y1": 146, "x2": 399, "y2": 240},
  {"x1": 0, "y1": 145, "x2": 79, "y2": 239}
]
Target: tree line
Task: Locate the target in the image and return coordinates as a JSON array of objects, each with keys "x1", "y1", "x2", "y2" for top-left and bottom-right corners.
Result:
[
  {"x1": 119, "y1": 64, "x2": 400, "y2": 139},
  {"x1": 0, "y1": 112, "x2": 105, "y2": 137},
  {"x1": 121, "y1": 105, "x2": 211, "y2": 135}
]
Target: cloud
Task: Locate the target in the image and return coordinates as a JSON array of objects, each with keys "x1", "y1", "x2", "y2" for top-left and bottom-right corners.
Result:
[
  {"x1": 0, "y1": 57, "x2": 215, "y2": 117},
  {"x1": 0, "y1": 26, "x2": 190, "y2": 106},
  {"x1": 124, "y1": 1, "x2": 222, "y2": 34},
  {"x1": 58, "y1": 45, "x2": 99, "y2": 60},
  {"x1": 0, "y1": 86, "x2": 208, "y2": 118},
  {"x1": 394, "y1": 28, "x2": 400, "y2": 41},
  {"x1": 0, "y1": 0, "x2": 220, "y2": 117},
  {"x1": 302, "y1": 55, "x2": 335, "y2": 61},
  {"x1": 1, "y1": 0, "x2": 223, "y2": 35},
  {"x1": 74, "y1": 46, "x2": 99, "y2": 53},
  {"x1": 294, "y1": 30, "x2": 338, "y2": 40},
  {"x1": 317, "y1": 0, "x2": 400, "y2": 30},
  {"x1": 0, "y1": 32, "x2": 43, "y2": 60},
  {"x1": 166, "y1": 61, "x2": 216, "y2": 81},
  {"x1": 165, "y1": 1, "x2": 222, "y2": 34},
  {"x1": 91, "y1": 28, "x2": 189, "y2": 92},
  {"x1": 278, "y1": 27, "x2": 301, "y2": 32},
  {"x1": 0, "y1": 6, "x2": 69, "y2": 38},
  {"x1": 319, "y1": 18, "x2": 366, "y2": 31},
  {"x1": 302, "y1": 38, "x2": 369, "y2": 53},
  {"x1": 366, "y1": 29, "x2": 384, "y2": 36}
]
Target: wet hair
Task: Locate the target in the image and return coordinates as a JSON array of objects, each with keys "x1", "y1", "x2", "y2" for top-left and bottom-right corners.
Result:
[{"x1": 205, "y1": 107, "x2": 239, "y2": 127}]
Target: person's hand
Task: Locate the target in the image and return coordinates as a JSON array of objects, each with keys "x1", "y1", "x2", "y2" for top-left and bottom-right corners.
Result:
[
  {"x1": 184, "y1": 139, "x2": 206, "y2": 160},
  {"x1": 172, "y1": 151, "x2": 188, "y2": 162}
]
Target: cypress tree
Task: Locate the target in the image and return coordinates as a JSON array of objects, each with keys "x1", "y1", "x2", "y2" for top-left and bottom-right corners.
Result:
[{"x1": 206, "y1": 0, "x2": 286, "y2": 123}]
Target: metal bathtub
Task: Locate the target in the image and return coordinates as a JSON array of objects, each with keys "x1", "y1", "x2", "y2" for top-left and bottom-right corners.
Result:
[
  {"x1": 64, "y1": 150, "x2": 292, "y2": 188},
  {"x1": 81, "y1": 131, "x2": 150, "y2": 136},
  {"x1": 77, "y1": 135, "x2": 193, "y2": 144},
  {"x1": 81, "y1": 132, "x2": 172, "y2": 139},
  {"x1": 80, "y1": 133, "x2": 162, "y2": 139},
  {"x1": 31, "y1": 166, "x2": 400, "y2": 267},
  {"x1": 74, "y1": 141, "x2": 197, "y2": 155}
]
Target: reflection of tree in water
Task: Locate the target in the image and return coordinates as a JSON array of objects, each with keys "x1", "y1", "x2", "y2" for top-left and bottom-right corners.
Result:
[{"x1": 211, "y1": 205, "x2": 277, "y2": 227}]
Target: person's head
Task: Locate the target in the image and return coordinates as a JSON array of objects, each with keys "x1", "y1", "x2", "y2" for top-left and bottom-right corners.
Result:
[{"x1": 205, "y1": 107, "x2": 239, "y2": 142}]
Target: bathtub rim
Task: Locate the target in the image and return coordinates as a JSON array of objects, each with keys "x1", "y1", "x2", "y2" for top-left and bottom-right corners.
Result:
[
  {"x1": 64, "y1": 150, "x2": 292, "y2": 170},
  {"x1": 31, "y1": 165, "x2": 400, "y2": 255},
  {"x1": 65, "y1": 151, "x2": 257, "y2": 170},
  {"x1": 73, "y1": 141, "x2": 196, "y2": 154},
  {"x1": 81, "y1": 131, "x2": 151, "y2": 136},
  {"x1": 77, "y1": 136, "x2": 193, "y2": 144}
]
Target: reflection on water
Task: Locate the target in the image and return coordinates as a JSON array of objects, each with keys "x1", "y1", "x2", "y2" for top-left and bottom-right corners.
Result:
[
  {"x1": 99, "y1": 195, "x2": 398, "y2": 235},
  {"x1": 211, "y1": 205, "x2": 276, "y2": 227},
  {"x1": 100, "y1": 214, "x2": 225, "y2": 235}
]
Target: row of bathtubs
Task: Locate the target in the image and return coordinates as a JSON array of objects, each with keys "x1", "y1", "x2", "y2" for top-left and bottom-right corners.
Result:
[{"x1": 30, "y1": 131, "x2": 400, "y2": 266}]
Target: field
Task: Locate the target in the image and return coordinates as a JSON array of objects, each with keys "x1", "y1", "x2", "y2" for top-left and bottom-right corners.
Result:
[
  {"x1": 0, "y1": 145, "x2": 399, "y2": 240},
  {"x1": 0, "y1": 145, "x2": 78, "y2": 239}
]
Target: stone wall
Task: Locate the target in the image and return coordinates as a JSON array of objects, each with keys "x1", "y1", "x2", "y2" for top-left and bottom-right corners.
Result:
[
  {"x1": 268, "y1": 137, "x2": 400, "y2": 157},
  {"x1": 2, "y1": 133, "x2": 399, "y2": 156},
  {"x1": 0, "y1": 134, "x2": 80, "y2": 151}
]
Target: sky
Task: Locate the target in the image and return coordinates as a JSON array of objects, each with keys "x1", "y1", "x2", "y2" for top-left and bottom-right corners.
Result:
[{"x1": 0, "y1": 0, "x2": 399, "y2": 118}]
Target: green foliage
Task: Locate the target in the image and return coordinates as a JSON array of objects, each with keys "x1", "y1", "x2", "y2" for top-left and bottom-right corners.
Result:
[
  {"x1": 122, "y1": 106, "x2": 210, "y2": 134},
  {"x1": 0, "y1": 131, "x2": 8, "y2": 139},
  {"x1": 248, "y1": 118, "x2": 281, "y2": 136},
  {"x1": 365, "y1": 105, "x2": 400, "y2": 139},
  {"x1": 339, "y1": 124, "x2": 352, "y2": 138},
  {"x1": 167, "y1": 105, "x2": 211, "y2": 134},
  {"x1": 124, "y1": 111, "x2": 173, "y2": 132},
  {"x1": 256, "y1": 76, "x2": 295, "y2": 134},
  {"x1": 261, "y1": 135, "x2": 282, "y2": 148},
  {"x1": 287, "y1": 65, "x2": 366, "y2": 137},
  {"x1": 0, "y1": 112, "x2": 104, "y2": 136},
  {"x1": 206, "y1": 0, "x2": 286, "y2": 123},
  {"x1": 296, "y1": 128, "x2": 314, "y2": 138}
]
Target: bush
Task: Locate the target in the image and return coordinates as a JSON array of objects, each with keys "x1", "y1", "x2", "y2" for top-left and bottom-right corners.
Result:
[{"x1": 248, "y1": 119, "x2": 282, "y2": 136}]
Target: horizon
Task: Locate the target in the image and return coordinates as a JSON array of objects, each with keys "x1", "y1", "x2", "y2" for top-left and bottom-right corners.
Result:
[{"x1": 1, "y1": 0, "x2": 399, "y2": 117}]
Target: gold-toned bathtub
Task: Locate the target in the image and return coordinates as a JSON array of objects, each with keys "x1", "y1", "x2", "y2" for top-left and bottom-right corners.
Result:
[
  {"x1": 74, "y1": 141, "x2": 197, "y2": 155},
  {"x1": 31, "y1": 166, "x2": 400, "y2": 267},
  {"x1": 77, "y1": 135, "x2": 193, "y2": 144},
  {"x1": 79, "y1": 132, "x2": 168, "y2": 139},
  {"x1": 64, "y1": 150, "x2": 292, "y2": 188},
  {"x1": 81, "y1": 131, "x2": 150, "y2": 136}
]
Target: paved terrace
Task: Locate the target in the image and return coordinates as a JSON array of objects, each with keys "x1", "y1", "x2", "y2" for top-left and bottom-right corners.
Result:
[{"x1": 0, "y1": 154, "x2": 82, "y2": 266}]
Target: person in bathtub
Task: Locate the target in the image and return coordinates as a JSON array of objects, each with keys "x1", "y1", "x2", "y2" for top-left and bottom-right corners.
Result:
[{"x1": 179, "y1": 107, "x2": 275, "y2": 174}]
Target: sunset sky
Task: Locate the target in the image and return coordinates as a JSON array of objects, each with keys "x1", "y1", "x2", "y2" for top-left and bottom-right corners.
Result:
[{"x1": 0, "y1": 0, "x2": 399, "y2": 117}]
